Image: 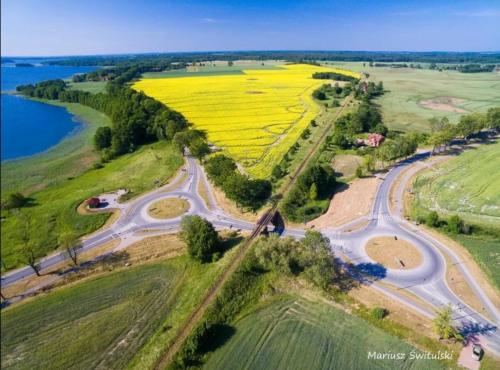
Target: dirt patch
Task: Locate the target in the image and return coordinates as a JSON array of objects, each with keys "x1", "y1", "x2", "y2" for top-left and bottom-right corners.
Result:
[
  {"x1": 349, "y1": 284, "x2": 432, "y2": 334},
  {"x1": 124, "y1": 234, "x2": 186, "y2": 263},
  {"x1": 308, "y1": 176, "x2": 380, "y2": 228},
  {"x1": 246, "y1": 90, "x2": 264, "y2": 94},
  {"x1": 365, "y1": 236, "x2": 423, "y2": 270},
  {"x1": 419, "y1": 96, "x2": 468, "y2": 113},
  {"x1": 331, "y1": 154, "x2": 363, "y2": 178},
  {"x1": 148, "y1": 198, "x2": 190, "y2": 219}
]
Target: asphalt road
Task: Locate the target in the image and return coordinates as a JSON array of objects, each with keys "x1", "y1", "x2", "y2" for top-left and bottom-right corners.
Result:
[{"x1": 2, "y1": 153, "x2": 499, "y2": 355}]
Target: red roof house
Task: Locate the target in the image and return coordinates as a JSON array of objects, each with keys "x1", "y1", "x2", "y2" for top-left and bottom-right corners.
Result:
[
  {"x1": 87, "y1": 197, "x2": 101, "y2": 209},
  {"x1": 367, "y1": 133, "x2": 385, "y2": 147}
]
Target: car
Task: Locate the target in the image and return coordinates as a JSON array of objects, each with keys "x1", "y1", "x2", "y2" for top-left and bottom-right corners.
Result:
[{"x1": 472, "y1": 344, "x2": 484, "y2": 361}]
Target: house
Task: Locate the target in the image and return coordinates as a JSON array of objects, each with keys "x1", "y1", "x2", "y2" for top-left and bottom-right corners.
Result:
[
  {"x1": 367, "y1": 133, "x2": 385, "y2": 147},
  {"x1": 355, "y1": 133, "x2": 385, "y2": 148},
  {"x1": 87, "y1": 197, "x2": 101, "y2": 209}
]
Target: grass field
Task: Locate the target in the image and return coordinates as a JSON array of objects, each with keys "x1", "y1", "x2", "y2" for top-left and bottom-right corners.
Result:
[
  {"x1": 0, "y1": 142, "x2": 183, "y2": 270},
  {"x1": 452, "y1": 233, "x2": 500, "y2": 291},
  {"x1": 1, "y1": 100, "x2": 110, "y2": 194},
  {"x1": 413, "y1": 141, "x2": 500, "y2": 226},
  {"x1": 133, "y1": 64, "x2": 360, "y2": 178},
  {"x1": 327, "y1": 62, "x2": 500, "y2": 132},
  {"x1": 67, "y1": 80, "x2": 107, "y2": 94},
  {"x1": 204, "y1": 296, "x2": 444, "y2": 370},
  {"x1": 1, "y1": 253, "x2": 235, "y2": 370}
]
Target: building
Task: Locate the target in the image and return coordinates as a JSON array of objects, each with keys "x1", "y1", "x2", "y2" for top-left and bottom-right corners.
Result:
[
  {"x1": 367, "y1": 133, "x2": 385, "y2": 147},
  {"x1": 87, "y1": 197, "x2": 100, "y2": 209}
]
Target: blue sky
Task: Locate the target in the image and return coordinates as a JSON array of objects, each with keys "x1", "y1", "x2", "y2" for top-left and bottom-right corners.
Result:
[{"x1": 2, "y1": 0, "x2": 500, "y2": 56}]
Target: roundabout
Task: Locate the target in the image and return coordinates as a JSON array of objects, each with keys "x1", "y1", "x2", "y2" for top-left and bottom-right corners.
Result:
[
  {"x1": 147, "y1": 197, "x2": 191, "y2": 220},
  {"x1": 365, "y1": 236, "x2": 422, "y2": 270},
  {"x1": 2, "y1": 153, "x2": 500, "y2": 356}
]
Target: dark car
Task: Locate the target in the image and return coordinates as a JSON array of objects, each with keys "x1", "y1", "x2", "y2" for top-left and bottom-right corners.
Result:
[{"x1": 472, "y1": 344, "x2": 484, "y2": 361}]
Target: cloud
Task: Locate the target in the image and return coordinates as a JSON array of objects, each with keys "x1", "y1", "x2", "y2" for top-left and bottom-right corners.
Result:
[{"x1": 454, "y1": 10, "x2": 500, "y2": 17}]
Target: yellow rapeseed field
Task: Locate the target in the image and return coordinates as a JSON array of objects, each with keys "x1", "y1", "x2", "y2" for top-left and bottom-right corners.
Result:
[{"x1": 133, "y1": 64, "x2": 360, "y2": 178}]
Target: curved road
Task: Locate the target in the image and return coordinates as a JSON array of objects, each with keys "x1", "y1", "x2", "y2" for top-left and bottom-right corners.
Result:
[{"x1": 2, "y1": 153, "x2": 499, "y2": 355}]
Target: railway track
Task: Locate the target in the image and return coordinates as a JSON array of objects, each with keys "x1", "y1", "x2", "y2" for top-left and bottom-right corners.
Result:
[{"x1": 153, "y1": 92, "x2": 354, "y2": 370}]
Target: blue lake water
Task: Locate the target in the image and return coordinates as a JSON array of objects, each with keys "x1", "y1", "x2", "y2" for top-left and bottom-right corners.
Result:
[{"x1": 1, "y1": 64, "x2": 97, "y2": 161}]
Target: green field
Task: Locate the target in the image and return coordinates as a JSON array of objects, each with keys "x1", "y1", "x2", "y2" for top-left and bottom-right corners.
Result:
[
  {"x1": 67, "y1": 80, "x2": 108, "y2": 94},
  {"x1": 413, "y1": 141, "x2": 500, "y2": 226},
  {"x1": 1, "y1": 100, "x2": 110, "y2": 194},
  {"x1": 453, "y1": 233, "x2": 500, "y2": 291},
  {"x1": 204, "y1": 297, "x2": 444, "y2": 370},
  {"x1": 141, "y1": 60, "x2": 283, "y2": 79},
  {"x1": 328, "y1": 62, "x2": 500, "y2": 132},
  {"x1": 1, "y1": 141, "x2": 183, "y2": 270},
  {"x1": 1, "y1": 253, "x2": 234, "y2": 370}
]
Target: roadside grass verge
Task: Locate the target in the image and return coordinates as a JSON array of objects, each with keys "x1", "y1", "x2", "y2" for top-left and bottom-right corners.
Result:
[
  {"x1": 1, "y1": 252, "x2": 236, "y2": 370},
  {"x1": 1, "y1": 142, "x2": 183, "y2": 270},
  {"x1": 1, "y1": 100, "x2": 111, "y2": 194}
]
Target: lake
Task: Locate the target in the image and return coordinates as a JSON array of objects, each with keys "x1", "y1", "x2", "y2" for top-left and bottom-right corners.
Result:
[{"x1": 1, "y1": 64, "x2": 97, "y2": 161}]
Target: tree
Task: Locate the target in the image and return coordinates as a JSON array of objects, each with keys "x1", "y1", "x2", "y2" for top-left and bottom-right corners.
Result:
[
  {"x1": 20, "y1": 243, "x2": 41, "y2": 276},
  {"x1": 189, "y1": 139, "x2": 211, "y2": 160},
  {"x1": 58, "y1": 231, "x2": 82, "y2": 266},
  {"x1": 94, "y1": 126, "x2": 113, "y2": 150},
  {"x1": 205, "y1": 155, "x2": 237, "y2": 186},
  {"x1": 15, "y1": 212, "x2": 41, "y2": 276},
  {"x1": 426, "y1": 211, "x2": 440, "y2": 227},
  {"x1": 272, "y1": 164, "x2": 285, "y2": 179},
  {"x1": 180, "y1": 216, "x2": 219, "y2": 262},
  {"x1": 364, "y1": 154, "x2": 375, "y2": 173},
  {"x1": 253, "y1": 235, "x2": 297, "y2": 275},
  {"x1": 432, "y1": 305, "x2": 462, "y2": 341},
  {"x1": 2, "y1": 193, "x2": 28, "y2": 210},
  {"x1": 355, "y1": 166, "x2": 363, "y2": 178},
  {"x1": 447, "y1": 215, "x2": 463, "y2": 234},
  {"x1": 309, "y1": 183, "x2": 318, "y2": 200},
  {"x1": 297, "y1": 230, "x2": 336, "y2": 291},
  {"x1": 486, "y1": 107, "x2": 500, "y2": 130}
]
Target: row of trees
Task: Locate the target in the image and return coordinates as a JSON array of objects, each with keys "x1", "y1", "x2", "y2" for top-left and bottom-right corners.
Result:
[
  {"x1": 428, "y1": 107, "x2": 500, "y2": 154},
  {"x1": 312, "y1": 71, "x2": 359, "y2": 82},
  {"x1": 205, "y1": 155, "x2": 272, "y2": 211}
]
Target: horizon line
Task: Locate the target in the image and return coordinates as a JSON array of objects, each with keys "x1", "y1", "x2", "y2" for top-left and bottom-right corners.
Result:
[{"x1": 3, "y1": 49, "x2": 500, "y2": 59}]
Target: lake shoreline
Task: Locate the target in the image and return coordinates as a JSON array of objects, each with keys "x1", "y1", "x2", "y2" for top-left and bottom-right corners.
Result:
[
  {"x1": 1, "y1": 95, "x2": 87, "y2": 163},
  {"x1": 1, "y1": 98, "x2": 111, "y2": 194}
]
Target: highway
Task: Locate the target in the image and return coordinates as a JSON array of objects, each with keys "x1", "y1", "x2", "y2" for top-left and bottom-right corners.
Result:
[{"x1": 1, "y1": 153, "x2": 499, "y2": 355}]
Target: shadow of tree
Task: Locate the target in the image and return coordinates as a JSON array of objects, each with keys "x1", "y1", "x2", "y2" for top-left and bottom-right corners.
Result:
[{"x1": 459, "y1": 320, "x2": 497, "y2": 342}]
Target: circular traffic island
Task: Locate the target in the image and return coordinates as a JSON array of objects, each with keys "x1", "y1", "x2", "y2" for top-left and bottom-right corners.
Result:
[
  {"x1": 147, "y1": 198, "x2": 190, "y2": 219},
  {"x1": 365, "y1": 236, "x2": 422, "y2": 270}
]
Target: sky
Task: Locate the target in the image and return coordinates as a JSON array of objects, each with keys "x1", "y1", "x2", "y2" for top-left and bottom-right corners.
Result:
[{"x1": 2, "y1": 0, "x2": 500, "y2": 56}]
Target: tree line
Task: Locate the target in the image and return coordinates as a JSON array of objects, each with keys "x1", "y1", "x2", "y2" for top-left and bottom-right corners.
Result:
[
  {"x1": 427, "y1": 108, "x2": 500, "y2": 154},
  {"x1": 312, "y1": 71, "x2": 359, "y2": 82},
  {"x1": 43, "y1": 51, "x2": 500, "y2": 67},
  {"x1": 16, "y1": 77, "x2": 197, "y2": 160}
]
